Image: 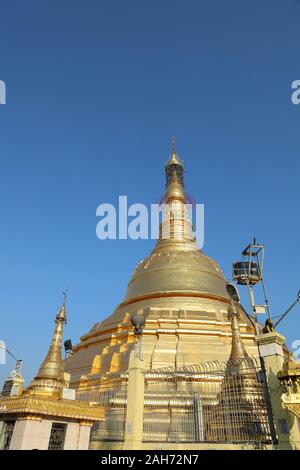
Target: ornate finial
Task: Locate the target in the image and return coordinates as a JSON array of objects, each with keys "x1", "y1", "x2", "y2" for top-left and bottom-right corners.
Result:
[
  {"x1": 171, "y1": 136, "x2": 176, "y2": 155},
  {"x1": 228, "y1": 300, "x2": 240, "y2": 321},
  {"x1": 228, "y1": 300, "x2": 249, "y2": 361},
  {"x1": 63, "y1": 289, "x2": 67, "y2": 303},
  {"x1": 56, "y1": 291, "x2": 67, "y2": 323}
]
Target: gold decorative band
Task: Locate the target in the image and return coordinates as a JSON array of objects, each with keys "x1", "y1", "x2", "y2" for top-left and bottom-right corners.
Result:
[{"x1": 120, "y1": 291, "x2": 230, "y2": 309}]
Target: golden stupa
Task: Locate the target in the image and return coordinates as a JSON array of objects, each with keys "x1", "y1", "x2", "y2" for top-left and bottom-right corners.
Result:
[{"x1": 66, "y1": 143, "x2": 259, "y2": 390}]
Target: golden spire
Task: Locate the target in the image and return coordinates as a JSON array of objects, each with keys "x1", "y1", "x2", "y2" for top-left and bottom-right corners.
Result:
[
  {"x1": 228, "y1": 300, "x2": 249, "y2": 361},
  {"x1": 150, "y1": 138, "x2": 197, "y2": 253},
  {"x1": 26, "y1": 292, "x2": 67, "y2": 398}
]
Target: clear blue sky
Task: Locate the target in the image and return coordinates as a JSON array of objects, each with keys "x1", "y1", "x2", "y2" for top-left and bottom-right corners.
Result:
[{"x1": 1, "y1": 0, "x2": 300, "y2": 385}]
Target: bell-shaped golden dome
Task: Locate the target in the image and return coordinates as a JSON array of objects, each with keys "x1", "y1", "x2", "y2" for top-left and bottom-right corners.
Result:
[{"x1": 125, "y1": 249, "x2": 228, "y2": 303}]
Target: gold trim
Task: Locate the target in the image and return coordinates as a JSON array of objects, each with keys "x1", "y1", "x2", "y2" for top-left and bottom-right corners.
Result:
[
  {"x1": 79, "y1": 420, "x2": 93, "y2": 427},
  {"x1": 18, "y1": 414, "x2": 43, "y2": 421},
  {"x1": 120, "y1": 291, "x2": 231, "y2": 308},
  {"x1": 0, "y1": 396, "x2": 104, "y2": 421}
]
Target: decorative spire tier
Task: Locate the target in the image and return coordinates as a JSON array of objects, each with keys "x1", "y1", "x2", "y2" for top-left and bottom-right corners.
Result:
[
  {"x1": 165, "y1": 137, "x2": 184, "y2": 186},
  {"x1": 164, "y1": 137, "x2": 185, "y2": 204}
]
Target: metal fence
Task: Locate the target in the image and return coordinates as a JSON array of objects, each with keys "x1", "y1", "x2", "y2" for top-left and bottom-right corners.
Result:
[
  {"x1": 76, "y1": 373, "x2": 128, "y2": 443},
  {"x1": 143, "y1": 358, "x2": 273, "y2": 444},
  {"x1": 76, "y1": 357, "x2": 274, "y2": 446}
]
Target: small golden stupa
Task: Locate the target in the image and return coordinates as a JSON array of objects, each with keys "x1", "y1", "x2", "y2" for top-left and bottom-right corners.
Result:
[
  {"x1": 66, "y1": 142, "x2": 260, "y2": 390},
  {"x1": 25, "y1": 295, "x2": 68, "y2": 399},
  {"x1": 0, "y1": 294, "x2": 104, "y2": 450}
]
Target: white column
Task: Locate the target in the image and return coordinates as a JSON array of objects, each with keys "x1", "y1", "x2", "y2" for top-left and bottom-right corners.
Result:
[
  {"x1": 9, "y1": 418, "x2": 52, "y2": 450},
  {"x1": 122, "y1": 351, "x2": 145, "y2": 450},
  {"x1": 77, "y1": 422, "x2": 92, "y2": 450},
  {"x1": 64, "y1": 422, "x2": 80, "y2": 450}
]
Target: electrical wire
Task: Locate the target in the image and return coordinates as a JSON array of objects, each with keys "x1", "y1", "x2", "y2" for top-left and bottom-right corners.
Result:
[{"x1": 0, "y1": 343, "x2": 20, "y2": 362}]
